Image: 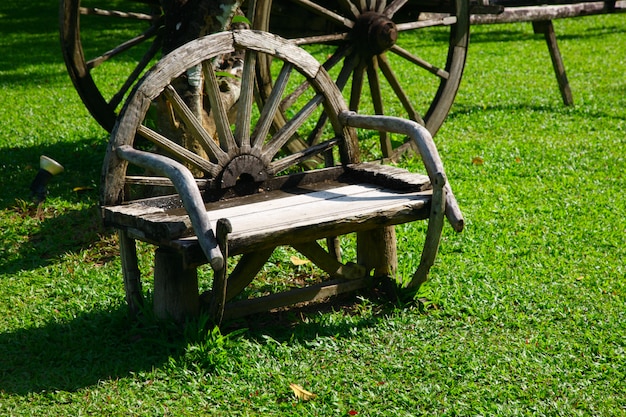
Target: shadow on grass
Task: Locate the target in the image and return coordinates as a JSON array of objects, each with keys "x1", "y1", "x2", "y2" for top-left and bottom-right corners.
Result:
[
  {"x1": 0, "y1": 1, "x2": 68, "y2": 85},
  {"x1": 0, "y1": 136, "x2": 106, "y2": 210},
  {"x1": 0, "y1": 289, "x2": 405, "y2": 395},
  {"x1": 224, "y1": 286, "x2": 410, "y2": 344},
  {"x1": 468, "y1": 21, "x2": 626, "y2": 45},
  {"x1": 447, "y1": 102, "x2": 626, "y2": 122},
  {"x1": 0, "y1": 306, "x2": 182, "y2": 395},
  {"x1": 0, "y1": 135, "x2": 111, "y2": 273},
  {"x1": 0, "y1": 204, "x2": 111, "y2": 275}
]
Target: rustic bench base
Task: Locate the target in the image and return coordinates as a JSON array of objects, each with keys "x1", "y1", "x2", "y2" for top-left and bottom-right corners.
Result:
[{"x1": 105, "y1": 164, "x2": 434, "y2": 322}]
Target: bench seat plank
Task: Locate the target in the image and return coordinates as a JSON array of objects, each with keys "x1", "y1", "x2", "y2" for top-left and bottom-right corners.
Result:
[{"x1": 104, "y1": 180, "x2": 432, "y2": 261}]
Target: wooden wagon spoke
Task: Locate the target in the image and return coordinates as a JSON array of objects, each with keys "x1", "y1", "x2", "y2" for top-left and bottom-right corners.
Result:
[
  {"x1": 383, "y1": 0, "x2": 408, "y2": 17},
  {"x1": 262, "y1": 94, "x2": 325, "y2": 161},
  {"x1": 334, "y1": 51, "x2": 360, "y2": 91},
  {"x1": 235, "y1": 49, "x2": 257, "y2": 150},
  {"x1": 280, "y1": 80, "x2": 311, "y2": 112},
  {"x1": 349, "y1": 62, "x2": 366, "y2": 112},
  {"x1": 202, "y1": 61, "x2": 237, "y2": 153},
  {"x1": 289, "y1": 0, "x2": 355, "y2": 28},
  {"x1": 79, "y1": 7, "x2": 156, "y2": 21},
  {"x1": 86, "y1": 23, "x2": 161, "y2": 70},
  {"x1": 338, "y1": 0, "x2": 361, "y2": 18},
  {"x1": 390, "y1": 44, "x2": 449, "y2": 80},
  {"x1": 252, "y1": 62, "x2": 294, "y2": 150},
  {"x1": 377, "y1": 54, "x2": 425, "y2": 124},
  {"x1": 366, "y1": 57, "x2": 393, "y2": 157},
  {"x1": 288, "y1": 45, "x2": 352, "y2": 103},
  {"x1": 267, "y1": 138, "x2": 340, "y2": 175},
  {"x1": 375, "y1": 0, "x2": 387, "y2": 13},
  {"x1": 161, "y1": 85, "x2": 228, "y2": 165},
  {"x1": 395, "y1": 15, "x2": 458, "y2": 32},
  {"x1": 136, "y1": 125, "x2": 220, "y2": 177},
  {"x1": 292, "y1": 32, "x2": 349, "y2": 46},
  {"x1": 109, "y1": 34, "x2": 162, "y2": 111},
  {"x1": 305, "y1": 112, "x2": 330, "y2": 147}
]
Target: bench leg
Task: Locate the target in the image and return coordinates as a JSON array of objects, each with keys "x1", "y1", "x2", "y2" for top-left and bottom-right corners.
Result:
[
  {"x1": 153, "y1": 247, "x2": 199, "y2": 322},
  {"x1": 207, "y1": 219, "x2": 231, "y2": 325},
  {"x1": 532, "y1": 20, "x2": 574, "y2": 106},
  {"x1": 293, "y1": 241, "x2": 366, "y2": 279},
  {"x1": 357, "y1": 226, "x2": 398, "y2": 279},
  {"x1": 119, "y1": 230, "x2": 143, "y2": 317}
]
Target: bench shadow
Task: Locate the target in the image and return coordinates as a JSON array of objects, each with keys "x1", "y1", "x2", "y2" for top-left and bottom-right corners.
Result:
[
  {"x1": 469, "y1": 20, "x2": 625, "y2": 45},
  {"x1": 223, "y1": 287, "x2": 409, "y2": 345},
  {"x1": 0, "y1": 289, "x2": 406, "y2": 395},
  {"x1": 0, "y1": 306, "x2": 184, "y2": 395},
  {"x1": 447, "y1": 102, "x2": 626, "y2": 122}
]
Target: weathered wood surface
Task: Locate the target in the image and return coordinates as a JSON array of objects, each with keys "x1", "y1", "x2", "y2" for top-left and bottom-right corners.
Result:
[
  {"x1": 471, "y1": 1, "x2": 625, "y2": 24},
  {"x1": 153, "y1": 247, "x2": 199, "y2": 322},
  {"x1": 222, "y1": 277, "x2": 374, "y2": 321},
  {"x1": 105, "y1": 179, "x2": 432, "y2": 256},
  {"x1": 532, "y1": 20, "x2": 574, "y2": 106}
]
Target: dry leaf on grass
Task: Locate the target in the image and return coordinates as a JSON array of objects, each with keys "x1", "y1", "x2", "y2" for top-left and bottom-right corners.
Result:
[
  {"x1": 290, "y1": 255, "x2": 311, "y2": 266},
  {"x1": 289, "y1": 383, "x2": 316, "y2": 401}
]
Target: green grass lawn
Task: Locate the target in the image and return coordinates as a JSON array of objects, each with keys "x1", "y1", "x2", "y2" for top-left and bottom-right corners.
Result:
[{"x1": 1, "y1": 1, "x2": 625, "y2": 415}]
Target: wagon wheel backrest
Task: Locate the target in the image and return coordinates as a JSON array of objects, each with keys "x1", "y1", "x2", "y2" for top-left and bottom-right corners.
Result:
[{"x1": 101, "y1": 30, "x2": 361, "y2": 207}]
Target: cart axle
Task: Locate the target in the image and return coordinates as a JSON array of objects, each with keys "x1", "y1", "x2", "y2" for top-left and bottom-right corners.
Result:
[{"x1": 352, "y1": 11, "x2": 398, "y2": 56}]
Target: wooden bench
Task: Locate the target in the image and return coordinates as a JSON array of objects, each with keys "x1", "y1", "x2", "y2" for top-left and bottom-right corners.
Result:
[{"x1": 100, "y1": 30, "x2": 463, "y2": 324}]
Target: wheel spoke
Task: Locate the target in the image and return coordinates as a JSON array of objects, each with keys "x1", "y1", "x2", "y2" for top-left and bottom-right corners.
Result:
[
  {"x1": 252, "y1": 62, "x2": 294, "y2": 150},
  {"x1": 162, "y1": 85, "x2": 228, "y2": 165},
  {"x1": 262, "y1": 94, "x2": 325, "y2": 162},
  {"x1": 338, "y1": 0, "x2": 360, "y2": 17},
  {"x1": 109, "y1": 34, "x2": 162, "y2": 110},
  {"x1": 235, "y1": 49, "x2": 257, "y2": 150},
  {"x1": 136, "y1": 125, "x2": 220, "y2": 177},
  {"x1": 396, "y1": 15, "x2": 458, "y2": 31},
  {"x1": 86, "y1": 22, "x2": 161, "y2": 70},
  {"x1": 383, "y1": 0, "x2": 408, "y2": 17},
  {"x1": 288, "y1": 0, "x2": 355, "y2": 28},
  {"x1": 390, "y1": 45, "x2": 449, "y2": 80},
  {"x1": 202, "y1": 61, "x2": 237, "y2": 153},
  {"x1": 292, "y1": 32, "x2": 349, "y2": 46},
  {"x1": 282, "y1": 45, "x2": 352, "y2": 108},
  {"x1": 334, "y1": 51, "x2": 360, "y2": 91},
  {"x1": 79, "y1": 7, "x2": 156, "y2": 21},
  {"x1": 306, "y1": 112, "x2": 330, "y2": 147},
  {"x1": 366, "y1": 57, "x2": 392, "y2": 157},
  {"x1": 349, "y1": 62, "x2": 366, "y2": 112},
  {"x1": 377, "y1": 54, "x2": 425, "y2": 124},
  {"x1": 268, "y1": 138, "x2": 339, "y2": 175}
]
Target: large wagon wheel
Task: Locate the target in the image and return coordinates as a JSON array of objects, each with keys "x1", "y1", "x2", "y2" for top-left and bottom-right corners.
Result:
[
  {"x1": 253, "y1": 0, "x2": 470, "y2": 158},
  {"x1": 101, "y1": 30, "x2": 369, "y2": 316},
  {"x1": 59, "y1": 0, "x2": 164, "y2": 132},
  {"x1": 61, "y1": 0, "x2": 468, "y2": 145}
]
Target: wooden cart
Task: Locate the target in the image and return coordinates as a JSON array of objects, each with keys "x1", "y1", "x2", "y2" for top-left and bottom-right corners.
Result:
[
  {"x1": 60, "y1": 0, "x2": 470, "y2": 159},
  {"x1": 59, "y1": 0, "x2": 625, "y2": 138}
]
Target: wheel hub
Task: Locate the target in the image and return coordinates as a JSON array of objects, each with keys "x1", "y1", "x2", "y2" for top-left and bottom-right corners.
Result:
[
  {"x1": 352, "y1": 11, "x2": 398, "y2": 57},
  {"x1": 220, "y1": 154, "x2": 268, "y2": 194}
]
